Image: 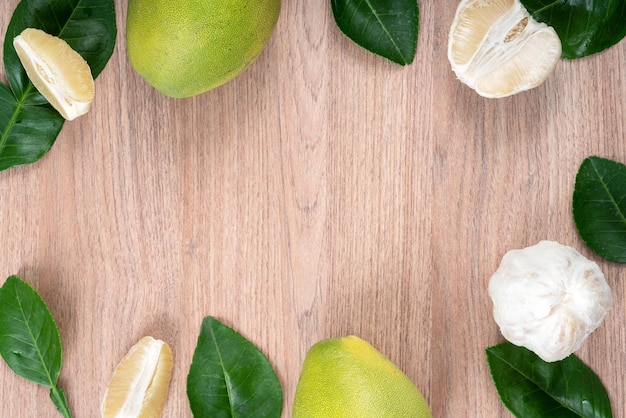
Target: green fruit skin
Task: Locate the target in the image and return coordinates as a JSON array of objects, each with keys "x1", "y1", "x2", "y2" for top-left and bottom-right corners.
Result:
[
  {"x1": 293, "y1": 336, "x2": 433, "y2": 418},
  {"x1": 126, "y1": 0, "x2": 280, "y2": 98}
]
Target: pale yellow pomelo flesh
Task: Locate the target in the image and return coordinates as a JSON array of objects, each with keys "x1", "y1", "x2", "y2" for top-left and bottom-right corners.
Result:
[
  {"x1": 126, "y1": 0, "x2": 281, "y2": 98},
  {"x1": 292, "y1": 336, "x2": 433, "y2": 418},
  {"x1": 101, "y1": 336, "x2": 173, "y2": 418},
  {"x1": 13, "y1": 28, "x2": 94, "y2": 120},
  {"x1": 448, "y1": 0, "x2": 561, "y2": 98}
]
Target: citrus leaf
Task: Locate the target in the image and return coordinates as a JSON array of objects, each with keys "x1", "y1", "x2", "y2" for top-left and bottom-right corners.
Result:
[
  {"x1": 0, "y1": 0, "x2": 117, "y2": 171},
  {"x1": 0, "y1": 83, "x2": 64, "y2": 170},
  {"x1": 573, "y1": 156, "x2": 626, "y2": 263},
  {"x1": 486, "y1": 342, "x2": 612, "y2": 418},
  {"x1": 520, "y1": 0, "x2": 626, "y2": 59},
  {"x1": 186, "y1": 316, "x2": 283, "y2": 418},
  {"x1": 0, "y1": 275, "x2": 71, "y2": 418},
  {"x1": 331, "y1": 0, "x2": 419, "y2": 65},
  {"x1": 50, "y1": 386, "x2": 72, "y2": 418}
]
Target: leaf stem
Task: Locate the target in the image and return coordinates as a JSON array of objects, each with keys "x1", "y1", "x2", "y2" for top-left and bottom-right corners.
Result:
[{"x1": 50, "y1": 385, "x2": 72, "y2": 418}]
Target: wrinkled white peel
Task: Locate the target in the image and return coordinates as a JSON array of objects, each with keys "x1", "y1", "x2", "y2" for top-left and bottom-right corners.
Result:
[{"x1": 488, "y1": 240, "x2": 612, "y2": 362}]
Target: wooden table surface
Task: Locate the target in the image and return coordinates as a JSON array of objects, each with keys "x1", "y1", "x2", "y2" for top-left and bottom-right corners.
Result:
[{"x1": 1, "y1": 1, "x2": 625, "y2": 417}]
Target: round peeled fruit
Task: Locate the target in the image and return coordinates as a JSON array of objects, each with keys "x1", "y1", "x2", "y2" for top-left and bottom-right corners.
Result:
[
  {"x1": 125, "y1": 0, "x2": 280, "y2": 98},
  {"x1": 447, "y1": 0, "x2": 562, "y2": 98},
  {"x1": 292, "y1": 336, "x2": 433, "y2": 418}
]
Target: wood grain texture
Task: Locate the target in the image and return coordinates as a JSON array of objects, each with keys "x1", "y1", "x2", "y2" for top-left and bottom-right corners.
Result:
[{"x1": 0, "y1": 0, "x2": 625, "y2": 416}]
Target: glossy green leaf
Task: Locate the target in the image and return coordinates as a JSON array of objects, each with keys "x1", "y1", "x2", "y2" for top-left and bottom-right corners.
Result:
[
  {"x1": 0, "y1": 275, "x2": 71, "y2": 418},
  {"x1": 331, "y1": 0, "x2": 419, "y2": 65},
  {"x1": 486, "y1": 342, "x2": 612, "y2": 418},
  {"x1": 0, "y1": 0, "x2": 117, "y2": 171},
  {"x1": 187, "y1": 316, "x2": 283, "y2": 418},
  {"x1": 0, "y1": 83, "x2": 64, "y2": 170},
  {"x1": 520, "y1": 0, "x2": 626, "y2": 59},
  {"x1": 573, "y1": 156, "x2": 626, "y2": 263}
]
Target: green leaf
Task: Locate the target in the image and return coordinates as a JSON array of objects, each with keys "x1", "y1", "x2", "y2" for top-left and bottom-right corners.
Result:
[
  {"x1": 520, "y1": 0, "x2": 626, "y2": 59},
  {"x1": 573, "y1": 156, "x2": 626, "y2": 263},
  {"x1": 50, "y1": 386, "x2": 72, "y2": 418},
  {"x1": 486, "y1": 342, "x2": 612, "y2": 418},
  {"x1": 0, "y1": 0, "x2": 117, "y2": 171},
  {"x1": 187, "y1": 316, "x2": 283, "y2": 418},
  {"x1": 0, "y1": 83, "x2": 64, "y2": 170},
  {"x1": 331, "y1": 0, "x2": 419, "y2": 65},
  {"x1": 0, "y1": 275, "x2": 71, "y2": 417}
]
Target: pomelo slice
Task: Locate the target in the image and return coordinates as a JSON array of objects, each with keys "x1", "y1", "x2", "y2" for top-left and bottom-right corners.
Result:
[
  {"x1": 13, "y1": 28, "x2": 94, "y2": 120},
  {"x1": 101, "y1": 336, "x2": 173, "y2": 418}
]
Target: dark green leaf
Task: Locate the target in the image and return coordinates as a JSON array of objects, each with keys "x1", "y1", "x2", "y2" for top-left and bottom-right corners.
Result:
[
  {"x1": 50, "y1": 386, "x2": 72, "y2": 418},
  {"x1": 0, "y1": 83, "x2": 64, "y2": 170},
  {"x1": 520, "y1": 0, "x2": 626, "y2": 59},
  {"x1": 0, "y1": 276, "x2": 71, "y2": 417},
  {"x1": 331, "y1": 0, "x2": 419, "y2": 65},
  {"x1": 0, "y1": 0, "x2": 117, "y2": 171},
  {"x1": 187, "y1": 316, "x2": 283, "y2": 418},
  {"x1": 573, "y1": 156, "x2": 626, "y2": 263},
  {"x1": 486, "y1": 342, "x2": 612, "y2": 418},
  {"x1": 0, "y1": 276, "x2": 62, "y2": 387}
]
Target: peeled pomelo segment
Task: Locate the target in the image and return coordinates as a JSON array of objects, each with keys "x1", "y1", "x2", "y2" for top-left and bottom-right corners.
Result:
[
  {"x1": 13, "y1": 28, "x2": 94, "y2": 120},
  {"x1": 448, "y1": 0, "x2": 562, "y2": 98},
  {"x1": 101, "y1": 336, "x2": 173, "y2": 418}
]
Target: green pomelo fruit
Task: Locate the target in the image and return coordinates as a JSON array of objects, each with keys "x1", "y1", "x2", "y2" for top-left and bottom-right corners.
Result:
[
  {"x1": 126, "y1": 0, "x2": 280, "y2": 98},
  {"x1": 293, "y1": 335, "x2": 433, "y2": 418}
]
